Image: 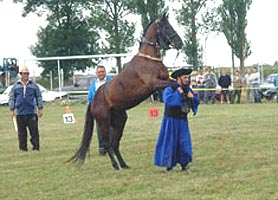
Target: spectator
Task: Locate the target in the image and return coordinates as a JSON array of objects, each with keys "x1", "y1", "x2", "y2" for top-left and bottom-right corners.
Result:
[
  {"x1": 274, "y1": 74, "x2": 278, "y2": 103},
  {"x1": 231, "y1": 70, "x2": 242, "y2": 104},
  {"x1": 195, "y1": 69, "x2": 205, "y2": 103},
  {"x1": 218, "y1": 69, "x2": 231, "y2": 104},
  {"x1": 8, "y1": 66, "x2": 43, "y2": 152},
  {"x1": 87, "y1": 65, "x2": 112, "y2": 155},
  {"x1": 250, "y1": 67, "x2": 261, "y2": 103},
  {"x1": 204, "y1": 66, "x2": 217, "y2": 104},
  {"x1": 154, "y1": 68, "x2": 199, "y2": 171},
  {"x1": 243, "y1": 68, "x2": 253, "y2": 103}
]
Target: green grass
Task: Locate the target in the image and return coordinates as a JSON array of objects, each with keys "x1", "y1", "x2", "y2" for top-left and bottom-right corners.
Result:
[{"x1": 0, "y1": 100, "x2": 278, "y2": 200}]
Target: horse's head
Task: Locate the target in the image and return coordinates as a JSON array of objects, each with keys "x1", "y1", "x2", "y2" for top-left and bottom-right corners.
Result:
[{"x1": 156, "y1": 13, "x2": 183, "y2": 50}]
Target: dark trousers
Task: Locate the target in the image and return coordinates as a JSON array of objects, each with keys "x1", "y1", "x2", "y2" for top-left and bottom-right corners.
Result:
[
  {"x1": 204, "y1": 88, "x2": 216, "y2": 104},
  {"x1": 96, "y1": 124, "x2": 106, "y2": 154},
  {"x1": 252, "y1": 83, "x2": 261, "y2": 103},
  {"x1": 231, "y1": 88, "x2": 242, "y2": 103},
  {"x1": 17, "y1": 114, "x2": 40, "y2": 151}
]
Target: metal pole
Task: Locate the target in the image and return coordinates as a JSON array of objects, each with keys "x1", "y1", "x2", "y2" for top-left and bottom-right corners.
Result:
[
  {"x1": 260, "y1": 64, "x2": 264, "y2": 83},
  {"x1": 61, "y1": 68, "x2": 64, "y2": 88},
  {"x1": 57, "y1": 60, "x2": 61, "y2": 92},
  {"x1": 50, "y1": 70, "x2": 53, "y2": 91}
]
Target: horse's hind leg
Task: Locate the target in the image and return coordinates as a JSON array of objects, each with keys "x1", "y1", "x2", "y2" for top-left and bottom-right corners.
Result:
[
  {"x1": 98, "y1": 119, "x2": 120, "y2": 170},
  {"x1": 110, "y1": 109, "x2": 129, "y2": 169}
]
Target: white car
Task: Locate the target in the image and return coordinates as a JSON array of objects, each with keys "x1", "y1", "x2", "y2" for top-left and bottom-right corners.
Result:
[{"x1": 0, "y1": 84, "x2": 68, "y2": 105}]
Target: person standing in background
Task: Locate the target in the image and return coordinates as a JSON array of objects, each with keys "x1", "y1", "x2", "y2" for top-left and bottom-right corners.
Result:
[
  {"x1": 274, "y1": 74, "x2": 278, "y2": 103},
  {"x1": 195, "y1": 69, "x2": 205, "y2": 103},
  {"x1": 218, "y1": 69, "x2": 231, "y2": 104},
  {"x1": 204, "y1": 67, "x2": 217, "y2": 104},
  {"x1": 250, "y1": 67, "x2": 261, "y2": 103},
  {"x1": 87, "y1": 65, "x2": 112, "y2": 155},
  {"x1": 9, "y1": 66, "x2": 43, "y2": 152},
  {"x1": 243, "y1": 68, "x2": 253, "y2": 103},
  {"x1": 231, "y1": 70, "x2": 242, "y2": 104}
]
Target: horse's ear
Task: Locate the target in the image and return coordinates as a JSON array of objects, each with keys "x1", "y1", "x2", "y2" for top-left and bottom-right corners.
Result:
[{"x1": 163, "y1": 12, "x2": 169, "y2": 19}]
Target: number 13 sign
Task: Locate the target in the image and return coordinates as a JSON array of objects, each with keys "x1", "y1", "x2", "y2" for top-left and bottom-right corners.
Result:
[{"x1": 63, "y1": 113, "x2": 76, "y2": 124}]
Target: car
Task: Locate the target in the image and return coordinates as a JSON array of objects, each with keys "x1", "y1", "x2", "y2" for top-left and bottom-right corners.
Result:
[
  {"x1": 0, "y1": 86, "x2": 6, "y2": 94},
  {"x1": 261, "y1": 88, "x2": 278, "y2": 101},
  {"x1": 55, "y1": 76, "x2": 97, "y2": 99},
  {"x1": 260, "y1": 73, "x2": 278, "y2": 90},
  {"x1": 0, "y1": 80, "x2": 7, "y2": 94},
  {"x1": 0, "y1": 83, "x2": 68, "y2": 105},
  {"x1": 55, "y1": 74, "x2": 116, "y2": 99},
  {"x1": 259, "y1": 73, "x2": 278, "y2": 99}
]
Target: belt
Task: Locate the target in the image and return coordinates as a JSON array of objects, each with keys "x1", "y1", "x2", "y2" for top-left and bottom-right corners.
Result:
[{"x1": 164, "y1": 106, "x2": 188, "y2": 119}]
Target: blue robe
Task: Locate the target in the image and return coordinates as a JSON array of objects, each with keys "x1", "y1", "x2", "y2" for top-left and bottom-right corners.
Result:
[{"x1": 154, "y1": 86, "x2": 199, "y2": 169}]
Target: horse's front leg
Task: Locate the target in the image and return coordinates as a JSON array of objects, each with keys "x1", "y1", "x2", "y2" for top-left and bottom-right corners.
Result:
[{"x1": 153, "y1": 79, "x2": 173, "y2": 90}]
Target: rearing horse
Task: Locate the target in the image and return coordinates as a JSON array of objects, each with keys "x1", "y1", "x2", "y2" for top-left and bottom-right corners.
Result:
[{"x1": 69, "y1": 13, "x2": 183, "y2": 170}]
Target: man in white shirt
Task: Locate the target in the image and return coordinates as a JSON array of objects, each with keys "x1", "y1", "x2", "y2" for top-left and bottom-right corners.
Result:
[
  {"x1": 249, "y1": 67, "x2": 261, "y2": 103},
  {"x1": 243, "y1": 68, "x2": 253, "y2": 103}
]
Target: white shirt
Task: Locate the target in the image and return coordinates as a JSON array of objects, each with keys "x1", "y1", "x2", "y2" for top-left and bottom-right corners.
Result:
[
  {"x1": 244, "y1": 73, "x2": 252, "y2": 86},
  {"x1": 95, "y1": 79, "x2": 106, "y2": 91}
]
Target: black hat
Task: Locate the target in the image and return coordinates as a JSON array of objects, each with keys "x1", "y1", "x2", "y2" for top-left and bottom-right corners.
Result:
[{"x1": 171, "y1": 68, "x2": 192, "y2": 79}]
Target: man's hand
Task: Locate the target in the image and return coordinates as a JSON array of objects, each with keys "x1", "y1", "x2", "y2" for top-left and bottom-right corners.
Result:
[
  {"x1": 187, "y1": 91, "x2": 193, "y2": 98},
  {"x1": 10, "y1": 110, "x2": 15, "y2": 118},
  {"x1": 171, "y1": 82, "x2": 179, "y2": 90},
  {"x1": 38, "y1": 109, "x2": 43, "y2": 117}
]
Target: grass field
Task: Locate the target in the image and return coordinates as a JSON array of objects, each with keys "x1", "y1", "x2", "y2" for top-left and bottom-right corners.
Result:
[{"x1": 0, "y1": 100, "x2": 278, "y2": 200}]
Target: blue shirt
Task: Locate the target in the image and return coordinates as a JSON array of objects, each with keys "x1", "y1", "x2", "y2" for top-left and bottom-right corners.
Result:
[
  {"x1": 9, "y1": 80, "x2": 43, "y2": 115},
  {"x1": 250, "y1": 72, "x2": 260, "y2": 85},
  {"x1": 87, "y1": 76, "x2": 112, "y2": 105}
]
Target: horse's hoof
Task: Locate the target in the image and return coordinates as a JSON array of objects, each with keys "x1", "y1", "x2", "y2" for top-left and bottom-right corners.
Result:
[
  {"x1": 122, "y1": 165, "x2": 130, "y2": 169},
  {"x1": 113, "y1": 165, "x2": 120, "y2": 170}
]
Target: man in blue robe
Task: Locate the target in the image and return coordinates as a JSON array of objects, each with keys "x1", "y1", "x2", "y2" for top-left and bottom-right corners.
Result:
[{"x1": 154, "y1": 68, "x2": 199, "y2": 171}]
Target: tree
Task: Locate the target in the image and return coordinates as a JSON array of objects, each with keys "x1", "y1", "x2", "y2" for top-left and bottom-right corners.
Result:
[
  {"x1": 127, "y1": 0, "x2": 166, "y2": 28},
  {"x1": 174, "y1": 0, "x2": 215, "y2": 70},
  {"x1": 13, "y1": 0, "x2": 101, "y2": 79},
  {"x1": 89, "y1": 0, "x2": 136, "y2": 72},
  {"x1": 218, "y1": 0, "x2": 252, "y2": 75}
]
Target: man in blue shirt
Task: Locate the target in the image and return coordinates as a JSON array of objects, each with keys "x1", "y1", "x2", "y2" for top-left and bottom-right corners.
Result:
[
  {"x1": 87, "y1": 65, "x2": 112, "y2": 155},
  {"x1": 250, "y1": 67, "x2": 261, "y2": 103},
  {"x1": 9, "y1": 66, "x2": 43, "y2": 151},
  {"x1": 274, "y1": 74, "x2": 278, "y2": 103}
]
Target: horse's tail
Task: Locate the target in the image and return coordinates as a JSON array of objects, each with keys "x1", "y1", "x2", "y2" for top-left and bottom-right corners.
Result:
[{"x1": 67, "y1": 103, "x2": 94, "y2": 165}]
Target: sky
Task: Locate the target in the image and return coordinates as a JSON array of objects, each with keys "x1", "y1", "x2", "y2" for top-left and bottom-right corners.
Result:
[{"x1": 0, "y1": 0, "x2": 278, "y2": 74}]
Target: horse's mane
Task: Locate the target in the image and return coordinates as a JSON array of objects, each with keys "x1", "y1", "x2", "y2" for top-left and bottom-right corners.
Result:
[
  {"x1": 139, "y1": 19, "x2": 156, "y2": 48},
  {"x1": 143, "y1": 19, "x2": 156, "y2": 37}
]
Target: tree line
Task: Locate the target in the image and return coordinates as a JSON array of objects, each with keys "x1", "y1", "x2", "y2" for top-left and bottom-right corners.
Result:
[{"x1": 12, "y1": 0, "x2": 253, "y2": 79}]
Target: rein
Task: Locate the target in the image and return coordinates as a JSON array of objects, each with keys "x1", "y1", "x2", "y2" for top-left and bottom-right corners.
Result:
[{"x1": 137, "y1": 52, "x2": 162, "y2": 62}]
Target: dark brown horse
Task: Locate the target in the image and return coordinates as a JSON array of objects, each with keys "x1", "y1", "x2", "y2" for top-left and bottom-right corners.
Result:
[{"x1": 69, "y1": 13, "x2": 183, "y2": 170}]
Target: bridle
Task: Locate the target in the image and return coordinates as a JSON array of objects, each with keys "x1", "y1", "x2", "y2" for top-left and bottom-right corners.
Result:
[{"x1": 138, "y1": 18, "x2": 180, "y2": 61}]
